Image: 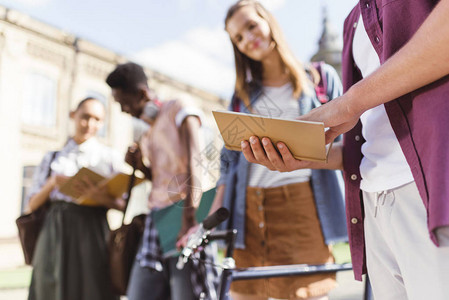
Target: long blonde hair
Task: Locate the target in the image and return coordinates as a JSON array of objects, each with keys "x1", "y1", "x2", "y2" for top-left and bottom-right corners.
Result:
[{"x1": 225, "y1": 0, "x2": 319, "y2": 107}]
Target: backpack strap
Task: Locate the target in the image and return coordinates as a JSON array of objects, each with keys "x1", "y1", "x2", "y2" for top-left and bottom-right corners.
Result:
[
  {"x1": 47, "y1": 151, "x2": 58, "y2": 179},
  {"x1": 231, "y1": 93, "x2": 241, "y2": 112},
  {"x1": 311, "y1": 61, "x2": 329, "y2": 104}
]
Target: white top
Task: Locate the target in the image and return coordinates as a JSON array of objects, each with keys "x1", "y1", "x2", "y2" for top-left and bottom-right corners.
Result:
[
  {"x1": 27, "y1": 137, "x2": 124, "y2": 203},
  {"x1": 247, "y1": 82, "x2": 312, "y2": 188},
  {"x1": 353, "y1": 15, "x2": 414, "y2": 192}
]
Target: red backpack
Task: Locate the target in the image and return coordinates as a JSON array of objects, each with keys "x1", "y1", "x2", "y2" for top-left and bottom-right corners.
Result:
[{"x1": 311, "y1": 61, "x2": 329, "y2": 104}]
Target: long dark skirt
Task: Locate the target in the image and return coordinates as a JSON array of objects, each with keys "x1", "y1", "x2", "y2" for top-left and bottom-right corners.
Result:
[{"x1": 28, "y1": 201, "x2": 119, "y2": 300}]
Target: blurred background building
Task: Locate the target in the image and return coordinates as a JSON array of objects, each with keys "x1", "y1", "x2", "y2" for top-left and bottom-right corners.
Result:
[
  {"x1": 0, "y1": 4, "x2": 358, "y2": 299},
  {"x1": 311, "y1": 7, "x2": 343, "y2": 76},
  {"x1": 0, "y1": 5, "x2": 226, "y2": 239},
  {"x1": 0, "y1": 3, "x2": 342, "y2": 240}
]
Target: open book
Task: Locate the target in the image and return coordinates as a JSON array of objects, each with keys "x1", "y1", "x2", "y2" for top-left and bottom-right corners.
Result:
[
  {"x1": 58, "y1": 167, "x2": 145, "y2": 206},
  {"x1": 212, "y1": 110, "x2": 331, "y2": 162}
]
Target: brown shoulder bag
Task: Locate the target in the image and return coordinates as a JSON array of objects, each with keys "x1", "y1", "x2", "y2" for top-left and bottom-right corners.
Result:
[
  {"x1": 15, "y1": 151, "x2": 58, "y2": 265},
  {"x1": 108, "y1": 168, "x2": 146, "y2": 295}
]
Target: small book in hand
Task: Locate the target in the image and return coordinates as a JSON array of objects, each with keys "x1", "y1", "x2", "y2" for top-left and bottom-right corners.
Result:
[
  {"x1": 212, "y1": 110, "x2": 331, "y2": 162},
  {"x1": 58, "y1": 167, "x2": 145, "y2": 206}
]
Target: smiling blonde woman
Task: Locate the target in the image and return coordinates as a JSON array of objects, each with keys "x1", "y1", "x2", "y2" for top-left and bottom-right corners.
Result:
[{"x1": 196, "y1": 1, "x2": 349, "y2": 300}]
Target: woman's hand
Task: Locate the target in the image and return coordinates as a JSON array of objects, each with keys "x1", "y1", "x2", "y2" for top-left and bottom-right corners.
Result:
[
  {"x1": 73, "y1": 176, "x2": 125, "y2": 210},
  {"x1": 241, "y1": 136, "x2": 313, "y2": 172},
  {"x1": 241, "y1": 136, "x2": 344, "y2": 171},
  {"x1": 51, "y1": 174, "x2": 70, "y2": 189}
]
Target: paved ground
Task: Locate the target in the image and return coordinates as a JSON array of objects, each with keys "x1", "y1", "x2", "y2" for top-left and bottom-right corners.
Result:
[
  {"x1": 329, "y1": 271, "x2": 367, "y2": 300},
  {"x1": 0, "y1": 275, "x2": 366, "y2": 300},
  {"x1": 0, "y1": 238, "x2": 367, "y2": 299}
]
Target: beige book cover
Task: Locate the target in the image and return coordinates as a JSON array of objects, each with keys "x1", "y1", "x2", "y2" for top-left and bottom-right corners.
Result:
[
  {"x1": 212, "y1": 110, "x2": 330, "y2": 162},
  {"x1": 58, "y1": 167, "x2": 145, "y2": 206}
]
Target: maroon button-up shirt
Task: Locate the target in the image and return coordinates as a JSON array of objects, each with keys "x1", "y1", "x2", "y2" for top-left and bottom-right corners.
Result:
[{"x1": 342, "y1": 0, "x2": 449, "y2": 280}]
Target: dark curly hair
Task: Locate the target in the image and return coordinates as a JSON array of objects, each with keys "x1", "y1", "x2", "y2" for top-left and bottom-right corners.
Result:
[{"x1": 106, "y1": 62, "x2": 148, "y2": 94}]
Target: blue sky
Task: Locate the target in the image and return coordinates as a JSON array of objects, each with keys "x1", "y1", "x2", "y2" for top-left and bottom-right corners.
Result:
[{"x1": 0, "y1": 0, "x2": 358, "y2": 98}]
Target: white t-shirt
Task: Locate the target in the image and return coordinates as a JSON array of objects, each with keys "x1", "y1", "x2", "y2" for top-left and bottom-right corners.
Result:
[
  {"x1": 247, "y1": 82, "x2": 312, "y2": 188},
  {"x1": 353, "y1": 15, "x2": 414, "y2": 192}
]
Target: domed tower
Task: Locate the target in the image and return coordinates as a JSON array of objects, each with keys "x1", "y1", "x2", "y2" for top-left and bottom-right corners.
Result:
[{"x1": 311, "y1": 6, "x2": 343, "y2": 77}]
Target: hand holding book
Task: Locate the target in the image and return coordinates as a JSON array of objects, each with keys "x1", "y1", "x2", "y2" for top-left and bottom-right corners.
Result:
[
  {"x1": 241, "y1": 136, "x2": 343, "y2": 172},
  {"x1": 58, "y1": 167, "x2": 145, "y2": 207},
  {"x1": 70, "y1": 175, "x2": 124, "y2": 210},
  {"x1": 212, "y1": 110, "x2": 330, "y2": 162}
]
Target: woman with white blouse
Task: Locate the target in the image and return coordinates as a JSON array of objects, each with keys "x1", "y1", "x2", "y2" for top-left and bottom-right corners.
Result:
[{"x1": 27, "y1": 97, "x2": 124, "y2": 300}]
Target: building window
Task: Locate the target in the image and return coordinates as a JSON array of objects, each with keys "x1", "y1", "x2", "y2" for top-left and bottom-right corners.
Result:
[
  {"x1": 21, "y1": 72, "x2": 57, "y2": 127},
  {"x1": 21, "y1": 165, "x2": 37, "y2": 213}
]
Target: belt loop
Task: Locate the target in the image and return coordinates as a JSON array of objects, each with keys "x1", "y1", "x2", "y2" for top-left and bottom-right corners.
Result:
[{"x1": 282, "y1": 185, "x2": 291, "y2": 202}]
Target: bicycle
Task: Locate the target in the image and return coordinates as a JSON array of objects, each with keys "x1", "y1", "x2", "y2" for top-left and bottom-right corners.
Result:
[{"x1": 180, "y1": 226, "x2": 372, "y2": 300}]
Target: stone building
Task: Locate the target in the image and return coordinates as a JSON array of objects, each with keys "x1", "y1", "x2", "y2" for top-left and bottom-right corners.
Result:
[
  {"x1": 311, "y1": 7, "x2": 343, "y2": 77},
  {"x1": 0, "y1": 5, "x2": 226, "y2": 238}
]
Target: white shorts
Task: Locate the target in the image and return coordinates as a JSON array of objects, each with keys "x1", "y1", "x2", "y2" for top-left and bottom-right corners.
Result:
[{"x1": 363, "y1": 182, "x2": 449, "y2": 300}]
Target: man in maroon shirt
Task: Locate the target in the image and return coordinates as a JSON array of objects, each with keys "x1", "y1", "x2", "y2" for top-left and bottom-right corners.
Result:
[{"x1": 240, "y1": 0, "x2": 449, "y2": 299}]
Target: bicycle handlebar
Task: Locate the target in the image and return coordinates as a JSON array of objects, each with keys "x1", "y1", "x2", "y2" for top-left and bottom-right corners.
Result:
[
  {"x1": 203, "y1": 207, "x2": 230, "y2": 230},
  {"x1": 177, "y1": 208, "x2": 230, "y2": 269}
]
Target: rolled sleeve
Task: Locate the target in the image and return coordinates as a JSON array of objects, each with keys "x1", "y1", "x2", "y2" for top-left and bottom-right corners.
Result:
[{"x1": 175, "y1": 107, "x2": 204, "y2": 128}]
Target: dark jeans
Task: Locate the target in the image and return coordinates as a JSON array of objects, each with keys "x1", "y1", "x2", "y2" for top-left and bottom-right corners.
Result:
[{"x1": 127, "y1": 256, "x2": 196, "y2": 300}]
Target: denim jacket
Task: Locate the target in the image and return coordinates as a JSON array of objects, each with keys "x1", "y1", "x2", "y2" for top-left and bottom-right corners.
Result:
[{"x1": 217, "y1": 63, "x2": 348, "y2": 249}]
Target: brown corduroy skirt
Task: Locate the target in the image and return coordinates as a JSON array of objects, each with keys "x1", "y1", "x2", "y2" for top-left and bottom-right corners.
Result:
[{"x1": 231, "y1": 181, "x2": 337, "y2": 299}]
